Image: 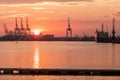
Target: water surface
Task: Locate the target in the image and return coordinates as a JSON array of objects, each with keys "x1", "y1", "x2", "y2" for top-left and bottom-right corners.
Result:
[
  {"x1": 0, "y1": 41, "x2": 120, "y2": 69},
  {"x1": 0, "y1": 41, "x2": 120, "y2": 79}
]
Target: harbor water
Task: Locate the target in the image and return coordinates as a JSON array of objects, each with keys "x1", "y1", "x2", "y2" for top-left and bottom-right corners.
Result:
[{"x1": 0, "y1": 41, "x2": 120, "y2": 79}]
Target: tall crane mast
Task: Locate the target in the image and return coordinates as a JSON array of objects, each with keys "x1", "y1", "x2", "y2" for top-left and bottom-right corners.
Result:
[{"x1": 3, "y1": 24, "x2": 9, "y2": 35}]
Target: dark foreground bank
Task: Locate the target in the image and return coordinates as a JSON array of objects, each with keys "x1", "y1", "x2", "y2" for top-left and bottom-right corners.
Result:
[{"x1": 0, "y1": 68, "x2": 120, "y2": 76}]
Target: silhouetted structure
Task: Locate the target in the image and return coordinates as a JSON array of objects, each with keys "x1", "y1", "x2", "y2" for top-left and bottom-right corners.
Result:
[
  {"x1": 95, "y1": 23, "x2": 109, "y2": 42},
  {"x1": 66, "y1": 18, "x2": 72, "y2": 38},
  {"x1": 112, "y1": 18, "x2": 116, "y2": 40},
  {"x1": 0, "y1": 17, "x2": 97, "y2": 41},
  {"x1": 20, "y1": 17, "x2": 26, "y2": 35},
  {"x1": 94, "y1": 18, "x2": 120, "y2": 43},
  {"x1": 13, "y1": 17, "x2": 31, "y2": 36},
  {"x1": 26, "y1": 17, "x2": 31, "y2": 35},
  {"x1": 0, "y1": 17, "x2": 32, "y2": 41},
  {"x1": 14, "y1": 17, "x2": 20, "y2": 35},
  {"x1": 4, "y1": 23, "x2": 13, "y2": 36},
  {"x1": 3, "y1": 24, "x2": 8, "y2": 35}
]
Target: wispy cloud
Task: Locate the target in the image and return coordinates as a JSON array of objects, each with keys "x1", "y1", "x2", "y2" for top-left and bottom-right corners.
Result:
[
  {"x1": 0, "y1": 0, "x2": 93, "y2": 4},
  {"x1": 0, "y1": 11, "x2": 17, "y2": 14},
  {"x1": 0, "y1": 13, "x2": 31, "y2": 19},
  {"x1": 35, "y1": 17, "x2": 51, "y2": 21},
  {"x1": 113, "y1": 12, "x2": 120, "y2": 16},
  {"x1": 43, "y1": 11, "x2": 54, "y2": 14},
  {"x1": 33, "y1": 7, "x2": 46, "y2": 10},
  {"x1": 59, "y1": 2, "x2": 87, "y2": 6}
]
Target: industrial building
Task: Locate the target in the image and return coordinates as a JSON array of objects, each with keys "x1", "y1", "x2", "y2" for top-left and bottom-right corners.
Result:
[{"x1": 95, "y1": 18, "x2": 116, "y2": 42}]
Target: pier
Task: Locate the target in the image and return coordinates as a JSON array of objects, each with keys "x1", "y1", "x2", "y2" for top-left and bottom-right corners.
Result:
[{"x1": 0, "y1": 68, "x2": 120, "y2": 76}]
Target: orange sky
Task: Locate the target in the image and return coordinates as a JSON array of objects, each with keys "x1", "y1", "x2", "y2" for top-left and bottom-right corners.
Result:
[{"x1": 0, "y1": 0, "x2": 120, "y2": 37}]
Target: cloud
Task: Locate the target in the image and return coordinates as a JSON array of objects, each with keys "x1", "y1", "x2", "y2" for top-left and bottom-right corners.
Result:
[
  {"x1": 59, "y1": 2, "x2": 87, "y2": 6},
  {"x1": 0, "y1": 11, "x2": 17, "y2": 14},
  {"x1": 43, "y1": 11, "x2": 54, "y2": 14},
  {"x1": 0, "y1": 0, "x2": 93, "y2": 4},
  {"x1": 33, "y1": 7, "x2": 46, "y2": 10},
  {"x1": 113, "y1": 12, "x2": 120, "y2": 16},
  {"x1": 0, "y1": 13, "x2": 31, "y2": 19}
]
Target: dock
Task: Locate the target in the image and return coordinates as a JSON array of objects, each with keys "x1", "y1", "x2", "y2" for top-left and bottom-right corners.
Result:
[{"x1": 0, "y1": 68, "x2": 120, "y2": 76}]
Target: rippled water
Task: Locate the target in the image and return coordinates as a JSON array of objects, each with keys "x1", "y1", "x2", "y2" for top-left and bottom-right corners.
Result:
[
  {"x1": 0, "y1": 41, "x2": 120, "y2": 79},
  {"x1": 0, "y1": 75, "x2": 120, "y2": 80}
]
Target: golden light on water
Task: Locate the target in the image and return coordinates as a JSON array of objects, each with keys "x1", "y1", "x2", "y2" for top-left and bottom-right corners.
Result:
[{"x1": 33, "y1": 47, "x2": 40, "y2": 68}]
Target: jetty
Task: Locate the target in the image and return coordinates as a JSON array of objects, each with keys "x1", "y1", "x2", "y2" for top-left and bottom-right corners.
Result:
[{"x1": 0, "y1": 68, "x2": 120, "y2": 76}]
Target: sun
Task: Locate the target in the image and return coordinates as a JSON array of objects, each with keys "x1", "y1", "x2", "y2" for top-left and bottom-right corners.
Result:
[{"x1": 34, "y1": 30, "x2": 41, "y2": 35}]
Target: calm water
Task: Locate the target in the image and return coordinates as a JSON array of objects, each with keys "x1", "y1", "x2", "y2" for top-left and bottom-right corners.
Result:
[{"x1": 0, "y1": 41, "x2": 120, "y2": 79}]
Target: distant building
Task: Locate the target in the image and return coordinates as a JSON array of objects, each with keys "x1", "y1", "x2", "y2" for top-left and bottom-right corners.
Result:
[
  {"x1": 95, "y1": 23, "x2": 109, "y2": 42},
  {"x1": 41, "y1": 34, "x2": 54, "y2": 40}
]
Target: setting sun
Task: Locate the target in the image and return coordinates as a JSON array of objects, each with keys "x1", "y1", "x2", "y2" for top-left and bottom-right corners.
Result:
[{"x1": 34, "y1": 30, "x2": 41, "y2": 35}]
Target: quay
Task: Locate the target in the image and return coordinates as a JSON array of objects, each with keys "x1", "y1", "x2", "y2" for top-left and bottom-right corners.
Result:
[{"x1": 0, "y1": 68, "x2": 120, "y2": 76}]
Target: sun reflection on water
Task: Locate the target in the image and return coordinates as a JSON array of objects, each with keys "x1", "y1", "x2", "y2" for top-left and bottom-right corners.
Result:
[{"x1": 33, "y1": 47, "x2": 40, "y2": 68}]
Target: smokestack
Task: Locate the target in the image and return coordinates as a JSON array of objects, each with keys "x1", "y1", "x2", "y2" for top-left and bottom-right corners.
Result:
[
  {"x1": 112, "y1": 18, "x2": 116, "y2": 40},
  {"x1": 112, "y1": 18, "x2": 115, "y2": 31},
  {"x1": 101, "y1": 23, "x2": 104, "y2": 31}
]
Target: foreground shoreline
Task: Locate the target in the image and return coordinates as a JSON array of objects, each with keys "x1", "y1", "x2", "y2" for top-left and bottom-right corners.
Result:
[{"x1": 0, "y1": 68, "x2": 120, "y2": 76}]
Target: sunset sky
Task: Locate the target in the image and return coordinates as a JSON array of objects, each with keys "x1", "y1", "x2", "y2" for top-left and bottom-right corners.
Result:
[{"x1": 0, "y1": 0, "x2": 120, "y2": 37}]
